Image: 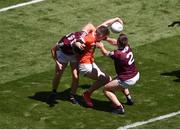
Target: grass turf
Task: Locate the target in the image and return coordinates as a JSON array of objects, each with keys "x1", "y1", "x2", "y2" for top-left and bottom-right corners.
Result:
[
  {"x1": 0, "y1": 0, "x2": 29, "y2": 8},
  {"x1": 0, "y1": 0, "x2": 180, "y2": 128},
  {"x1": 0, "y1": 0, "x2": 180, "y2": 84},
  {"x1": 0, "y1": 35, "x2": 180, "y2": 128}
]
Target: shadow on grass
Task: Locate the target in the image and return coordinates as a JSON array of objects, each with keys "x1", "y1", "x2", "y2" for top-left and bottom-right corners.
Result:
[
  {"x1": 29, "y1": 87, "x2": 112, "y2": 113},
  {"x1": 28, "y1": 89, "x2": 70, "y2": 107},
  {"x1": 161, "y1": 70, "x2": 180, "y2": 82},
  {"x1": 79, "y1": 84, "x2": 91, "y2": 89},
  {"x1": 168, "y1": 21, "x2": 180, "y2": 27}
]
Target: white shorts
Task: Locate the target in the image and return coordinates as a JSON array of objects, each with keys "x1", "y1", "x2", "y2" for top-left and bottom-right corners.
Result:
[
  {"x1": 118, "y1": 72, "x2": 140, "y2": 88},
  {"x1": 79, "y1": 63, "x2": 105, "y2": 77},
  {"x1": 56, "y1": 50, "x2": 77, "y2": 64}
]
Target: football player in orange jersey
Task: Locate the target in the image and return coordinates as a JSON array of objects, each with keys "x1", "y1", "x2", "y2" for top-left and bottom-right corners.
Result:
[{"x1": 78, "y1": 17, "x2": 126, "y2": 107}]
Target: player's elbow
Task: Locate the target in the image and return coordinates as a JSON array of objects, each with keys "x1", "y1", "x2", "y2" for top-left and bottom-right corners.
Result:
[
  {"x1": 51, "y1": 47, "x2": 54, "y2": 52},
  {"x1": 51, "y1": 46, "x2": 56, "y2": 54}
]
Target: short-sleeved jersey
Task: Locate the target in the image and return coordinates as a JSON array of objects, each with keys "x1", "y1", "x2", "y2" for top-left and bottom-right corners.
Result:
[
  {"x1": 79, "y1": 32, "x2": 96, "y2": 64},
  {"x1": 109, "y1": 44, "x2": 138, "y2": 81},
  {"x1": 57, "y1": 31, "x2": 87, "y2": 55}
]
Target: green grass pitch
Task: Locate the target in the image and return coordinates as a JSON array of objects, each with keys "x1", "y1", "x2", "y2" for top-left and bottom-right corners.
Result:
[{"x1": 0, "y1": 0, "x2": 180, "y2": 128}]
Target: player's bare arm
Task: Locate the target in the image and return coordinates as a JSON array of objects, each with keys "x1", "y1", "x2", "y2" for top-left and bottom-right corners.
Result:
[
  {"x1": 105, "y1": 37, "x2": 117, "y2": 45},
  {"x1": 96, "y1": 42, "x2": 111, "y2": 56},
  {"x1": 51, "y1": 44, "x2": 57, "y2": 60},
  {"x1": 98, "y1": 18, "x2": 122, "y2": 45},
  {"x1": 97, "y1": 17, "x2": 123, "y2": 27},
  {"x1": 51, "y1": 44, "x2": 63, "y2": 70}
]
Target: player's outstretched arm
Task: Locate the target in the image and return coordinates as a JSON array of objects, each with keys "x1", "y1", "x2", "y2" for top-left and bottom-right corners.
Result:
[
  {"x1": 96, "y1": 42, "x2": 110, "y2": 56},
  {"x1": 51, "y1": 44, "x2": 63, "y2": 70},
  {"x1": 97, "y1": 17, "x2": 123, "y2": 28},
  {"x1": 105, "y1": 37, "x2": 117, "y2": 45},
  {"x1": 97, "y1": 17, "x2": 123, "y2": 45},
  {"x1": 51, "y1": 44, "x2": 58, "y2": 60}
]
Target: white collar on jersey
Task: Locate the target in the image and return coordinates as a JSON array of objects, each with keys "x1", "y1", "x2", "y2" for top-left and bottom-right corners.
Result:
[{"x1": 122, "y1": 46, "x2": 129, "y2": 53}]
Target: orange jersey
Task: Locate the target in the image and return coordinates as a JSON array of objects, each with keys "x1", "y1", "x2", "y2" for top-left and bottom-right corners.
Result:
[{"x1": 79, "y1": 32, "x2": 96, "y2": 64}]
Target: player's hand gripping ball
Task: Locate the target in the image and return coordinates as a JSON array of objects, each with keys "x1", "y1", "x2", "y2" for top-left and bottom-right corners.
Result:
[{"x1": 110, "y1": 21, "x2": 123, "y2": 33}]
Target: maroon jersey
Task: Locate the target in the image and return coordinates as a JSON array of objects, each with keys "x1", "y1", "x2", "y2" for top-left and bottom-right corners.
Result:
[
  {"x1": 109, "y1": 44, "x2": 138, "y2": 81},
  {"x1": 57, "y1": 31, "x2": 87, "y2": 55}
]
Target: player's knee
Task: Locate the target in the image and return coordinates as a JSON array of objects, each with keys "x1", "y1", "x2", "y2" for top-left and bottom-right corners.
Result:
[
  {"x1": 104, "y1": 84, "x2": 110, "y2": 91},
  {"x1": 103, "y1": 86, "x2": 111, "y2": 95},
  {"x1": 103, "y1": 88, "x2": 107, "y2": 94}
]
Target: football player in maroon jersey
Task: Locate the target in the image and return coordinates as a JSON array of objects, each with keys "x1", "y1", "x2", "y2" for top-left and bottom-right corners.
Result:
[
  {"x1": 47, "y1": 31, "x2": 86, "y2": 105},
  {"x1": 96, "y1": 34, "x2": 140, "y2": 114}
]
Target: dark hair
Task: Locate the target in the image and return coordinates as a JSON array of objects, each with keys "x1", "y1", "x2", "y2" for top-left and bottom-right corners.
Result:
[
  {"x1": 117, "y1": 33, "x2": 128, "y2": 49},
  {"x1": 96, "y1": 26, "x2": 110, "y2": 37}
]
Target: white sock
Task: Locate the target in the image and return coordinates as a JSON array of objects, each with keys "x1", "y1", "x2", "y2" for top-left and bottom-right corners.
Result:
[{"x1": 126, "y1": 94, "x2": 131, "y2": 99}]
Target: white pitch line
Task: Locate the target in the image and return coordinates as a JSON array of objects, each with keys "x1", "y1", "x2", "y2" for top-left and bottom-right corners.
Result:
[
  {"x1": 118, "y1": 110, "x2": 180, "y2": 129},
  {"x1": 0, "y1": 0, "x2": 45, "y2": 13}
]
